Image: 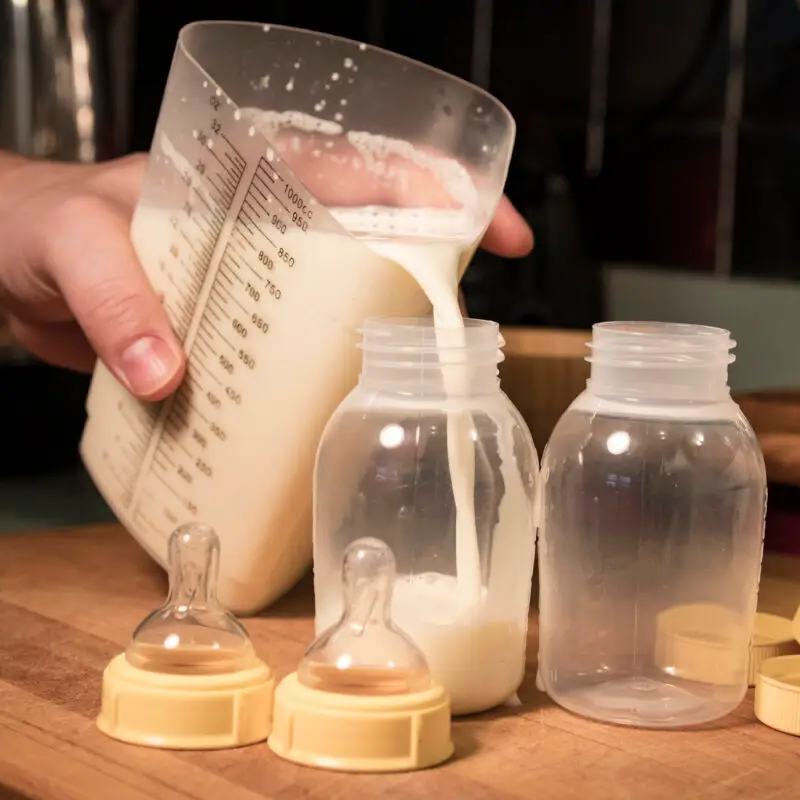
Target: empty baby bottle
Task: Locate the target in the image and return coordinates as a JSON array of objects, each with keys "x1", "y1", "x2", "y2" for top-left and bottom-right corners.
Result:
[
  {"x1": 313, "y1": 317, "x2": 538, "y2": 715},
  {"x1": 538, "y1": 322, "x2": 767, "y2": 728}
]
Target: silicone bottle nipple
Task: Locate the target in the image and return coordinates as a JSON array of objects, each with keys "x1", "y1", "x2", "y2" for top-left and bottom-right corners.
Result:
[
  {"x1": 125, "y1": 523, "x2": 258, "y2": 675},
  {"x1": 298, "y1": 537, "x2": 431, "y2": 696},
  {"x1": 96, "y1": 523, "x2": 275, "y2": 750},
  {"x1": 268, "y1": 537, "x2": 454, "y2": 772}
]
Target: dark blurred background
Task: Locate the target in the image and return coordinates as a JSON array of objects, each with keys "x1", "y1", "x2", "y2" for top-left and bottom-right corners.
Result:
[
  {"x1": 120, "y1": 0, "x2": 800, "y2": 327},
  {"x1": 2, "y1": 1, "x2": 800, "y2": 544}
]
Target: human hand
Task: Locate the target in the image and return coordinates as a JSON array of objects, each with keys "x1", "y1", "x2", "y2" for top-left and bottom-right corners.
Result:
[
  {"x1": 0, "y1": 152, "x2": 185, "y2": 402},
  {"x1": 0, "y1": 151, "x2": 532, "y2": 402}
]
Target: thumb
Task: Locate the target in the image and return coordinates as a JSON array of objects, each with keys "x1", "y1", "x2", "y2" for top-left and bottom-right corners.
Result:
[{"x1": 46, "y1": 195, "x2": 186, "y2": 401}]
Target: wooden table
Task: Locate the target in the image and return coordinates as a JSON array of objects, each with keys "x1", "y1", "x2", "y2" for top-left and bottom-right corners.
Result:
[{"x1": 0, "y1": 525, "x2": 798, "y2": 800}]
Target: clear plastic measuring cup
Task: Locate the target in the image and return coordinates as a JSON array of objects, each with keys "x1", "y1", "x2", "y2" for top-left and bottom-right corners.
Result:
[{"x1": 80, "y1": 21, "x2": 515, "y2": 614}]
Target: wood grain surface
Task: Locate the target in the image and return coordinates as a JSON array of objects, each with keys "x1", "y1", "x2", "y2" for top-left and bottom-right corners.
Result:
[{"x1": 0, "y1": 524, "x2": 798, "y2": 800}]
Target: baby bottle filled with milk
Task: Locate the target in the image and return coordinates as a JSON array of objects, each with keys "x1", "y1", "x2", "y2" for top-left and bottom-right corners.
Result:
[
  {"x1": 79, "y1": 22, "x2": 517, "y2": 614},
  {"x1": 313, "y1": 317, "x2": 538, "y2": 715},
  {"x1": 537, "y1": 322, "x2": 767, "y2": 728}
]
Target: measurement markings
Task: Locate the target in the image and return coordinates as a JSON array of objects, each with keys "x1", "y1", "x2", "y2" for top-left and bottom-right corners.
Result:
[
  {"x1": 133, "y1": 507, "x2": 159, "y2": 531},
  {"x1": 196, "y1": 328, "x2": 218, "y2": 355},
  {"x1": 187, "y1": 213, "x2": 216, "y2": 247},
  {"x1": 173, "y1": 392, "x2": 192, "y2": 414},
  {"x1": 254, "y1": 167, "x2": 293, "y2": 218},
  {"x1": 208, "y1": 174, "x2": 233, "y2": 204},
  {"x1": 172, "y1": 297, "x2": 193, "y2": 329},
  {"x1": 151, "y1": 468, "x2": 184, "y2": 502},
  {"x1": 185, "y1": 372, "x2": 206, "y2": 395},
  {"x1": 105, "y1": 462, "x2": 131, "y2": 491},
  {"x1": 222, "y1": 253, "x2": 246, "y2": 282},
  {"x1": 131, "y1": 405, "x2": 158, "y2": 428},
  {"x1": 193, "y1": 340, "x2": 210, "y2": 359},
  {"x1": 217, "y1": 171, "x2": 238, "y2": 198},
  {"x1": 123, "y1": 130, "x2": 247, "y2": 529},
  {"x1": 217, "y1": 267, "x2": 235, "y2": 287},
  {"x1": 157, "y1": 446, "x2": 177, "y2": 468},
  {"x1": 186, "y1": 272, "x2": 203, "y2": 297},
  {"x1": 204, "y1": 181, "x2": 229, "y2": 211},
  {"x1": 163, "y1": 427, "x2": 195, "y2": 461},
  {"x1": 118, "y1": 444, "x2": 142, "y2": 470},
  {"x1": 237, "y1": 211, "x2": 255, "y2": 237},
  {"x1": 185, "y1": 396, "x2": 210, "y2": 426},
  {"x1": 250, "y1": 184, "x2": 274, "y2": 217},
  {"x1": 221, "y1": 133, "x2": 245, "y2": 162},
  {"x1": 215, "y1": 280, "x2": 247, "y2": 313},
  {"x1": 227, "y1": 243, "x2": 255, "y2": 272},
  {"x1": 235, "y1": 250, "x2": 263, "y2": 281},
  {"x1": 165, "y1": 306, "x2": 183, "y2": 334},
  {"x1": 173, "y1": 393, "x2": 210, "y2": 426},
  {"x1": 119, "y1": 436, "x2": 147, "y2": 461},
  {"x1": 179, "y1": 230, "x2": 206, "y2": 264},
  {"x1": 225, "y1": 152, "x2": 244, "y2": 172},
  {"x1": 209, "y1": 146, "x2": 234, "y2": 176},
  {"x1": 118, "y1": 408, "x2": 151, "y2": 448},
  {"x1": 221, "y1": 150, "x2": 244, "y2": 178},
  {"x1": 189, "y1": 353, "x2": 222, "y2": 385},
  {"x1": 258, "y1": 161, "x2": 277, "y2": 183},
  {"x1": 200, "y1": 317, "x2": 235, "y2": 352},
  {"x1": 241, "y1": 205, "x2": 271, "y2": 242},
  {"x1": 167, "y1": 273, "x2": 192, "y2": 312},
  {"x1": 232, "y1": 226, "x2": 256, "y2": 252},
  {"x1": 153, "y1": 453, "x2": 172, "y2": 473},
  {"x1": 208, "y1": 294, "x2": 231, "y2": 319},
  {"x1": 191, "y1": 185, "x2": 225, "y2": 228}
]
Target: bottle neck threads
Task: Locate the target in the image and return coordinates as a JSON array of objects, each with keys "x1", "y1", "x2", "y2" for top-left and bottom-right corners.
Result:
[
  {"x1": 587, "y1": 321, "x2": 736, "y2": 403},
  {"x1": 359, "y1": 317, "x2": 504, "y2": 397}
]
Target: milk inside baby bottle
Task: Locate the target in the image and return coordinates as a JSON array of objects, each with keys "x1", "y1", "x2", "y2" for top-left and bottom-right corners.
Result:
[
  {"x1": 79, "y1": 22, "x2": 517, "y2": 614},
  {"x1": 313, "y1": 317, "x2": 538, "y2": 715},
  {"x1": 538, "y1": 322, "x2": 767, "y2": 728}
]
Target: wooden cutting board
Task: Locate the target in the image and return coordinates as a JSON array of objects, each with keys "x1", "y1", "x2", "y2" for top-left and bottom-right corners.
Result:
[{"x1": 0, "y1": 524, "x2": 798, "y2": 800}]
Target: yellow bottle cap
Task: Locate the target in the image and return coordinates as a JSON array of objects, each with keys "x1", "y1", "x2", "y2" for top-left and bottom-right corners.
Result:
[
  {"x1": 653, "y1": 603, "x2": 747, "y2": 686},
  {"x1": 98, "y1": 653, "x2": 274, "y2": 749},
  {"x1": 268, "y1": 538, "x2": 454, "y2": 772},
  {"x1": 269, "y1": 671, "x2": 453, "y2": 772},
  {"x1": 97, "y1": 524, "x2": 275, "y2": 750},
  {"x1": 754, "y1": 655, "x2": 800, "y2": 736},
  {"x1": 748, "y1": 612, "x2": 800, "y2": 687}
]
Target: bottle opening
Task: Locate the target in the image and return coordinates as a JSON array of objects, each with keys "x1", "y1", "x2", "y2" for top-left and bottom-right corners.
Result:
[
  {"x1": 359, "y1": 316, "x2": 504, "y2": 355},
  {"x1": 586, "y1": 321, "x2": 736, "y2": 402},
  {"x1": 358, "y1": 316, "x2": 504, "y2": 396}
]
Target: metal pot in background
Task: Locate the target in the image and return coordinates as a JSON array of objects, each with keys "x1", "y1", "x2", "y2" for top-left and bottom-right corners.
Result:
[{"x1": 0, "y1": 0, "x2": 137, "y2": 476}]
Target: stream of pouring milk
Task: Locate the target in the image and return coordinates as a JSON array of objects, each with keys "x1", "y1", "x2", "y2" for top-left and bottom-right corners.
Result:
[
  {"x1": 365, "y1": 237, "x2": 483, "y2": 605},
  {"x1": 356, "y1": 234, "x2": 530, "y2": 714}
]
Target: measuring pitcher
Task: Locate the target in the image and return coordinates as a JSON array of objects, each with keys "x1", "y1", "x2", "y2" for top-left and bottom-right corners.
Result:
[{"x1": 80, "y1": 21, "x2": 515, "y2": 614}]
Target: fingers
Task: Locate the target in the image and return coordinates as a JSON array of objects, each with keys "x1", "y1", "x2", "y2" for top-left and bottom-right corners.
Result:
[
  {"x1": 7, "y1": 316, "x2": 97, "y2": 373},
  {"x1": 480, "y1": 195, "x2": 534, "y2": 258},
  {"x1": 265, "y1": 130, "x2": 534, "y2": 258},
  {"x1": 90, "y1": 153, "x2": 148, "y2": 211},
  {"x1": 40, "y1": 194, "x2": 186, "y2": 401}
]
